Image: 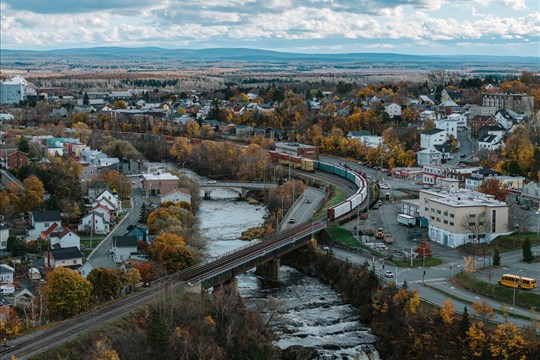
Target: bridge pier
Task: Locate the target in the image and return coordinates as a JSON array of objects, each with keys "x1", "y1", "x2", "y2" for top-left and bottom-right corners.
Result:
[
  {"x1": 255, "y1": 258, "x2": 281, "y2": 283},
  {"x1": 204, "y1": 190, "x2": 211, "y2": 199}
]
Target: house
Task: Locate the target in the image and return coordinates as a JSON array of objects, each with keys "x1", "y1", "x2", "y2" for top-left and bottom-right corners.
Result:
[
  {"x1": 385, "y1": 103, "x2": 401, "y2": 118},
  {"x1": 435, "y1": 118, "x2": 457, "y2": 139},
  {"x1": 0, "y1": 150, "x2": 29, "y2": 170},
  {"x1": 439, "y1": 100, "x2": 461, "y2": 116},
  {"x1": 82, "y1": 149, "x2": 107, "y2": 165},
  {"x1": 45, "y1": 246, "x2": 84, "y2": 268},
  {"x1": 447, "y1": 113, "x2": 468, "y2": 129},
  {"x1": 160, "y1": 188, "x2": 192, "y2": 205},
  {"x1": 40, "y1": 223, "x2": 81, "y2": 249},
  {"x1": 420, "y1": 128, "x2": 446, "y2": 149},
  {"x1": 419, "y1": 188, "x2": 509, "y2": 248},
  {"x1": 0, "y1": 225, "x2": 9, "y2": 252},
  {"x1": 111, "y1": 236, "x2": 147, "y2": 263},
  {"x1": 522, "y1": 182, "x2": 540, "y2": 210},
  {"x1": 142, "y1": 172, "x2": 180, "y2": 198},
  {"x1": 12, "y1": 288, "x2": 35, "y2": 308},
  {"x1": 78, "y1": 261, "x2": 95, "y2": 278},
  {"x1": 87, "y1": 182, "x2": 108, "y2": 202},
  {"x1": 417, "y1": 147, "x2": 442, "y2": 166},
  {"x1": 79, "y1": 162, "x2": 98, "y2": 182},
  {"x1": 78, "y1": 212, "x2": 110, "y2": 234},
  {"x1": 464, "y1": 168, "x2": 500, "y2": 191},
  {"x1": 0, "y1": 264, "x2": 14, "y2": 284},
  {"x1": 98, "y1": 157, "x2": 120, "y2": 168},
  {"x1": 470, "y1": 115, "x2": 497, "y2": 137},
  {"x1": 478, "y1": 134, "x2": 502, "y2": 151},
  {"x1": 89, "y1": 204, "x2": 113, "y2": 223},
  {"x1": 27, "y1": 210, "x2": 62, "y2": 240},
  {"x1": 347, "y1": 130, "x2": 372, "y2": 140},
  {"x1": 422, "y1": 165, "x2": 446, "y2": 185},
  {"x1": 495, "y1": 110, "x2": 514, "y2": 131},
  {"x1": 419, "y1": 110, "x2": 436, "y2": 121},
  {"x1": 126, "y1": 225, "x2": 150, "y2": 243},
  {"x1": 95, "y1": 189, "x2": 121, "y2": 211},
  {"x1": 477, "y1": 125, "x2": 505, "y2": 141}
]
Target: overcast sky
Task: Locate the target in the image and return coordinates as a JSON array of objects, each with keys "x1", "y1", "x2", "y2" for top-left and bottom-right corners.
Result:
[{"x1": 1, "y1": 0, "x2": 539, "y2": 56}]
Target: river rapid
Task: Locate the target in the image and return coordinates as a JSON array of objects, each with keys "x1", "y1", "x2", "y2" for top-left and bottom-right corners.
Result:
[{"x1": 198, "y1": 189, "x2": 380, "y2": 360}]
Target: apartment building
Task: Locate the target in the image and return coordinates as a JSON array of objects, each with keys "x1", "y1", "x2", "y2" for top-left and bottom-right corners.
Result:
[{"x1": 419, "y1": 188, "x2": 509, "y2": 248}]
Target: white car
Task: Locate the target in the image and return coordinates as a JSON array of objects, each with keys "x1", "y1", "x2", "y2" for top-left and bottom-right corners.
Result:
[
  {"x1": 207, "y1": 180, "x2": 217, "y2": 184},
  {"x1": 384, "y1": 271, "x2": 395, "y2": 278},
  {"x1": 380, "y1": 183, "x2": 391, "y2": 189}
]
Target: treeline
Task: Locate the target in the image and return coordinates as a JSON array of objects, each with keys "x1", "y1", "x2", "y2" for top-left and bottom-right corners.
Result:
[
  {"x1": 283, "y1": 243, "x2": 539, "y2": 360},
  {"x1": 32, "y1": 284, "x2": 276, "y2": 360}
]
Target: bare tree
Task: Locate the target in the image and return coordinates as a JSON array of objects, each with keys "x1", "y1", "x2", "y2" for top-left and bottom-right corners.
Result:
[{"x1": 460, "y1": 213, "x2": 492, "y2": 270}]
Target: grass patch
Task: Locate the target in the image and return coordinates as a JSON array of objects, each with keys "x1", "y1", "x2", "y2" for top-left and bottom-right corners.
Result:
[
  {"x1": 80, "y1": 236, "x2": 106, "y2": 250},
  {"x1": 452, "y1": 272, "x2": 540, "y2": 309},
  {"x1": 325, "y1": 185, "x2": 346, "y2": 208},
  {"x1": 393, "y1": 257, "x2": 443, "y2": 267},
  {"x1": 326, "y1": 226, "x2": 383, "y2": 256},
  {"x1": 491, "y1": 232, "x2": 539, "y2": 252}
]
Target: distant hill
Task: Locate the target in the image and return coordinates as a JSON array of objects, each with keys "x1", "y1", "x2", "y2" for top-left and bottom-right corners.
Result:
[{"x1": 2, "y1": 47, "x2": 538, "y2": 64}]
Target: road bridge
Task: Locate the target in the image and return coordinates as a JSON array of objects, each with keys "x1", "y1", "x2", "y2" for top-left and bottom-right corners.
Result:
[{"x1": 200, "y1": 181, "x2": 278, "y2": 199}]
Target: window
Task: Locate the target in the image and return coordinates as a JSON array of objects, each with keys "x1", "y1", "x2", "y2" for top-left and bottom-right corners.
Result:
[
  {"x1": 436, "y1": 210, "x2": 441, "y2": 214},
  {"x1": 425, "y1": 207, "x2": 429, "y2": 212},
  {"x1": 73, "y1": 260, "x2": 77, "y2": 264},
  {"x1": 443, "y1": 211, "x2": 448, "y2": 216},
  {"x1": 436, "y1": 217, "x2": 441, "y2": 222},
  {"x1": 469, "y1": 214, "x2": 476, "y2": 219},
  {"x1": 44, "y1": 222, "x2": 49, "y2": 227},
  {"x1": 450, "y1": 214, "x2": 454, "y2": 218},
  {"x1": 450, "y1": 222, "x2": 454, "y2": 226},
  {"x1": 444, "y1": 220, "x2": 448, "y2": 224}
]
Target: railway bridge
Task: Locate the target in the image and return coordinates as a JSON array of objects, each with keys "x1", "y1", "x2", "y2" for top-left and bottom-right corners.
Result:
[
  {"x1": 174, "y1": 219, "x2": 327, "y2": 289},
  {"x1": 200, "y1": 181, "x2": 278, "y2": 199}
]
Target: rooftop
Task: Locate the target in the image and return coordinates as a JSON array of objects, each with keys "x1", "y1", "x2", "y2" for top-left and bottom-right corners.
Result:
[{"x1": 142, "y1": 172, "x2": 179, "y2": 181}]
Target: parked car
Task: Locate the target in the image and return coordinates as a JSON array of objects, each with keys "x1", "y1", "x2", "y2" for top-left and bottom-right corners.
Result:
[
  {"x1": 372, "y1": 204, "x2": 379, "y2": 209},
  {"x1": 384, "y1": 271, "x2": 395, "y2": 278},
  {"x1": 288, "y1": 218, "x2": 296, "y2": 224},
  {"x1": 321, "y1": 245, "x2": 330, "y2": 251},
  {"x1": 207, "y1": 180, "x2": 217, "y2": 184},
  {"x1": 460, "y1": 154, "x2": 467, "y2": 158}
]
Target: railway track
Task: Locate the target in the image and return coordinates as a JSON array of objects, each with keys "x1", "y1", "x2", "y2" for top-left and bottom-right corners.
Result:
[{"x1": 1, "y1": 220, "x2": 326, "y2": 359}]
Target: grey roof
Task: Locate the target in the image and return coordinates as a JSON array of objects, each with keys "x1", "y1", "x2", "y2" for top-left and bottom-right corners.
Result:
[
  {"x1": 50, "y1": 246, "x2": 83, "y2": 260},
  {"x1": 88, "y1": 181, "x2": 107, "y2": 189},
  {"x1": 113, "y1": 236, "x2": 138, "y2": 248},
  {"x1": 422, "y1": 128, "x2": 445, "y2": 135},
  {"x1": 479, "y1": 134, "x2": 499, "y2": 143},
  {"x1": 348, "y1": 130, "x2": 372, "y2": 137},
  {"x1": 32, "y1": 210, "x2": 61, "y2": 223}
]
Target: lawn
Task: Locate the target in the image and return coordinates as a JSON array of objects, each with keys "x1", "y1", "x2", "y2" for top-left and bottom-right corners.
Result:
[
  {"x1": 326, "y1": 226, "x2": 383, "y2": 256},
  {"x1": 491, "y1": 232, "x2": 539, "y2": 252},
  {"x1": 325, "y1": 186, "x2": 346, "y2": 208},
  {"x1": 393, "y1": 257, "x2": 443, "y2": 267},
  {"x1": 80, "y1": 235, "x2": 106, "y2": 251},
  {"x1": 452, "y1": 272, "x2": 540, "y2": 309}
]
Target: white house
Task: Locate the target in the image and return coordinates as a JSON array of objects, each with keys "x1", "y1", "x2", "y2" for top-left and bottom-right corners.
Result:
[
  {"x1": 0, "y1": 264, "x2": 15, "y2": 284},
  {"x1": 78, "y1": 261, "x2": 95, "y2": 278},
  {"x1": 90, "y1": 204, "x2": 113, "y2": 223},
  {"x1": 417, "y1": 147, "x2": 442, "y2": 166},
  {"x1": 522, "y1": 182, "x2": 540, "y2": 209},
  {"x1": 45, "y1": 246, "x2": 84, "y2": 269},
  {"x1": 420, "y1": 128, "x2": 446, "y2": 149},
  {"x1": 98, "y1": 157, "x2": 120, "y2": 168},
  {"x1": 464, "y1": 168, "x2": 500, "y2": 191},
  {"x1": 419, "y1": 110, "x2": 436, "y2": 121},
  {"x1": 40, "y1": 223, "x2": 81, "y2": 249},
  {"x1": 27, "y1": 210, "x2": 62, "y2": 240},
  {"x1": 495, "y1": 111, "x2": 513, "y2": 131},
  {"x1": 478, "y1": 134, "x2": 502, "y2": 151},
  {"x1": 78, "y1": 212, "x2": 110, "y2": 234},
  {"x1": 385, "y1": 103, "x2": 401, "y2": 118},
  {"x1": 96, "y1": 189, "x2": 121, "y2": 209},
  {"x1": 111, "y1": 236, "x2": 139, "y2": 263},
  {"x1": 435, "y1": 118, "x2": 458, "y2": 139},
  {"x1": 447, "y1": 113, "x2": 468, "y2": 129},
  {"x1": 357, "y1": 135, "x2": 383, "y2": 148},
  {"x1": 0, "y1": 225, "x2": 8, "y2": 252}
]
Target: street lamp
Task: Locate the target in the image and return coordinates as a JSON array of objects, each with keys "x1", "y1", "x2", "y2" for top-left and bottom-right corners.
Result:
[
  {"x1": 536, "y1": 210, "x2": 540, "y2": 241},
  {"x1": 512, "y1": 269, "x2": 523, "y2": 316}
]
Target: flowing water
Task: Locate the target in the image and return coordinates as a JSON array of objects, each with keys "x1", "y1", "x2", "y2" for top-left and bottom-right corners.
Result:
[{"x1": 198, "y1": 189, "x2": 379, "y2": 359}]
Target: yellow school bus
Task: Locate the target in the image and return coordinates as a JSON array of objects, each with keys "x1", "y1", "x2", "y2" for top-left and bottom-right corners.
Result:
[{"x1": 498, "y1": 274, "x2": 537, "y2": 290}]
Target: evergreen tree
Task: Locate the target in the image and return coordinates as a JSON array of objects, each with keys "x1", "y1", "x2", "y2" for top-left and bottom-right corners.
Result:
[
  {"x1": 146, "y1": 307, "x2": 169, "y2": 357},
  {"x1": 459, "y1": 307, "x2": 470, "y2": 336},
  {"x1": 17, "y1": 136, "x2": 30, "y2": 153},
  {"x1": 493, "y1": 248, "x2": 501, "y2": 266},
  {"x1": 83, "y1": 92, "x2": 90, "y2": 105},
  {"x1": 522, "y1": 237, "x2": 534, "y2": 262}
]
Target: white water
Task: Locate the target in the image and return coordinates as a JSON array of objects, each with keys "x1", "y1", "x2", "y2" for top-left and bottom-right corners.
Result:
[{"x1": 198, "y1": 189, "x2": 379, "y2": 359}]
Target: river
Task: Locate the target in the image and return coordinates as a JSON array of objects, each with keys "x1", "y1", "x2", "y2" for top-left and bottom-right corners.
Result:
[{"x1": 198, "y1": 189, "x2": 380, "y2": 359}]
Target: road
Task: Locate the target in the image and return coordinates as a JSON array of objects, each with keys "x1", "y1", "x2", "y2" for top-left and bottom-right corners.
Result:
[{"x1": 86, "y1": 188, "x2": 145, "y2": 268}]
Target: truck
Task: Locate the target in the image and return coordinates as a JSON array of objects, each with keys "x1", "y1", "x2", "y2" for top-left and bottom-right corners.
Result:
[
  {"x1": 397, "y1": 213, "x2": 416, "y2": 227},
  {"x1": 384, "y1": 233, "x2": 394, "y2": 245},
  {"x1": 375, "y1": 227, "x2": 385, "y2": 239}
]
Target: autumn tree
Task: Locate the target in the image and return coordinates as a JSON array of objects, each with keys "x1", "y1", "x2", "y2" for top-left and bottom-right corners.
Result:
[
  {"x1": 45, "y1": 267, "x2": 91, "y2": 320},
  {"x1": 415, "y1": 239, "x2": 432, "y2": 258},
  {"x1": 478, "y1": 178, "x2": 510, "y2": 202},
  {"x1": 148, "y1": 232, "x2": 194, "y2": 274},
  {"x1": 87, "y1": 268, "x2": 125, "y2": 302},
  {"x1": 113, "y1": 100, "x2": 127, "y2": 109},
  {"x1": 19, "y1": 175, "x2": 45, "y2": 212},
  {"x1": 94, "y1": 170, "x2": 132, "y2": 199},
  {"x1": 101, "y1": 139, "x2": 144, "y2": 160},
  {"x1": 0, "y1": 306, "x2": 22, "y2": 338}
]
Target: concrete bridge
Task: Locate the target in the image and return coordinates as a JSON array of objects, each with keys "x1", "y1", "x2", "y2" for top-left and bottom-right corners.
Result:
[
  {"x1": 200, "y1": 181, "x2": 278, "y2": 199},
  {"x1": 172, "y1": 220, "x2": 327, "y2": 288}
]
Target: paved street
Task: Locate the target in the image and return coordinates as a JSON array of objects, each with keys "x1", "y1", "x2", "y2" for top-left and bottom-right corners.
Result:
[{"x1": 86, "y1": 188, "x2": 145, "y2": 268}]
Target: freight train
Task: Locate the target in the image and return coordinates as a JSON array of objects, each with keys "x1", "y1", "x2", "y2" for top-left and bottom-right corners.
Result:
[{"x1": 268, "y1": 152, "x2": 368, "y2": 220}]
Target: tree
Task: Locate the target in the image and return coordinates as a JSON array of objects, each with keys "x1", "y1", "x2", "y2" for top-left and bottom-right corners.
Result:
[
  {"x1": 20, "y1": 175, "x2": 45, "y2": 212},
  {"x1": 101, "y1": 139, "x2": 144, "y2": 161},
  {"x1": 45, "y1": 267, "x2": 91, "y2": 320},
  {"x1": 522, "y1": 237, "x2": 534, "y2": 262},
  {"x1": 415, "y1": 239, "x2": 432, "y2": 258},
  {"x1": 87, "y1": 268, "x2": 125, "y2": 302},
  {"x1": 113, "y1": 100, "x2": 127, "y2": 109},
  {"x1": 0, "y1": 306, "x2": 21, "y2": 337},
  {"x1": 478, "y1": 178, "x2": 511, "y2": 202},
  {"x1": 493, "y1": 248, "x2": 501, "y2": 266},
  {"x1": 149, "y1": 232, "x2": 194, "y2": 274},
  {"x1": 146, "y1": 306, "x2": 170, "y2": 356},
  {"x1": 90, "y1": 338, "x2": 120, "y2": 360},
  {"x1": 83, "y1": 92, "x2": 90, "y2": 106},
  {"x1": 17, "y1": 136, "x2": 29, "y2": 153}
]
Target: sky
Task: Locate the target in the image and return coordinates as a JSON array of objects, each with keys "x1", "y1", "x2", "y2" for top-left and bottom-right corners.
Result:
[{"x1": 1, "y1": 0, "x2": 539, "y2": 56}]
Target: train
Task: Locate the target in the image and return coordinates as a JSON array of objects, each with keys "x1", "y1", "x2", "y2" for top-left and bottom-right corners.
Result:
[{"x1": 268, "y1": 151, "x2": 368, "y2": 221}]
